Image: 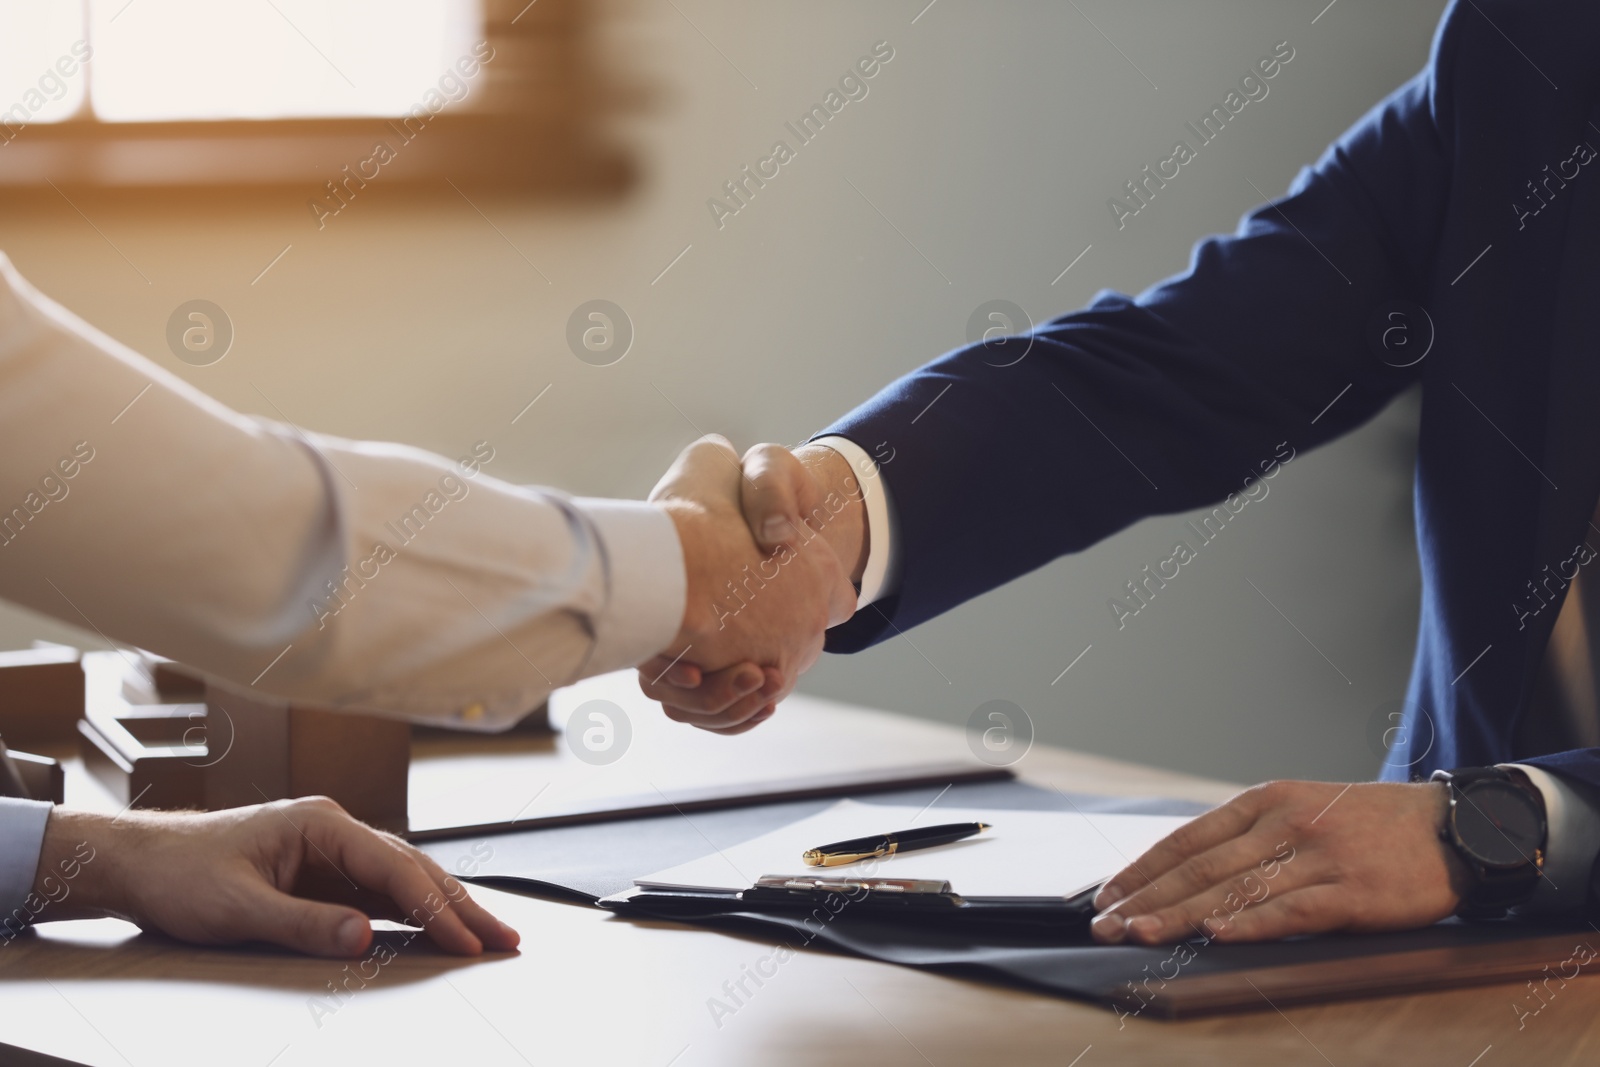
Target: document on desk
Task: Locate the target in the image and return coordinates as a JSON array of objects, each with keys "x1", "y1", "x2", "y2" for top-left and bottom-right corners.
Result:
[{"x1": 635, "y1": 799, "x2": 1192, "y2": 898}]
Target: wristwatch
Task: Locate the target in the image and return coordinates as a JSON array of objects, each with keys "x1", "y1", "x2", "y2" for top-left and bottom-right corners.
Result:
[{"x1": 1430, "y1": 767, "x2": 1547, "y2": 918}]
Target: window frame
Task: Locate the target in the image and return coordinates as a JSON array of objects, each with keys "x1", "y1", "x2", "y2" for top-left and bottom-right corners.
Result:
[{"x1": 0, "y1": 0, "x2": 634, "y2": 195}]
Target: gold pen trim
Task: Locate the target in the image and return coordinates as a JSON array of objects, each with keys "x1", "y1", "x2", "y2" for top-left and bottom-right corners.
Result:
[
  {"x1": 802, "y1": 841, "x2": 898, "y2": 868},
  {"x1": 801, "y1": 824, "x2": 988, "y2": 867}
]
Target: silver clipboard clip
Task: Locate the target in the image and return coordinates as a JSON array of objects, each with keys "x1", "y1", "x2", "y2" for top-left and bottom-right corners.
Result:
[{"x1": 752, "y1": 874, "x2": 955, "y2": 896}]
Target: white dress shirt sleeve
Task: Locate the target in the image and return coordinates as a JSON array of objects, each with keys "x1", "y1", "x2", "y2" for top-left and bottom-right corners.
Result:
[
  {"x1": 1505, "y1": 762, "x2": 1600, "y2": 913},
  {"x1": 810, "y1": 435, "x2": 900, "y2": 608},
  {"x1": 0, "y1": 253, "x2": 685, "y2": 730},
  {"x1": 0, "y1": 798, "x2": 51, "y2": 934}
]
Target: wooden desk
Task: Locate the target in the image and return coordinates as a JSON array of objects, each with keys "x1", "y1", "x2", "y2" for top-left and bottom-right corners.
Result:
[{"x1": 4, "y1": 687, "x2": 1596, "y2": 1066}]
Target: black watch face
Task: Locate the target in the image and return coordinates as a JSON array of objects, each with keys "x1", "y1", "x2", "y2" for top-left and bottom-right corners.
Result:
[{"x1": 1455, "y1": 781, "x2": 1543, "y2": 868}]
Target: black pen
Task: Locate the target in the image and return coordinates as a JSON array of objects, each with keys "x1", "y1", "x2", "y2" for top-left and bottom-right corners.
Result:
[{"x1": 802, "y1": 821, "x2": 991, "y2": 867}]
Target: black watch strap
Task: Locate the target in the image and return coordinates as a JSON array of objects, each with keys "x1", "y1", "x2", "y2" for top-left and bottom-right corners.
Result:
[{"x1": 1431, "y1": 767, "x2": 1547, "y2": 917}]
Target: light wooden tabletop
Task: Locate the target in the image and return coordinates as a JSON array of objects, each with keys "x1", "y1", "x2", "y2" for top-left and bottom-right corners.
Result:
[{"x1": 5, "y1": 679, "x2": 1598, "y2": 1067}]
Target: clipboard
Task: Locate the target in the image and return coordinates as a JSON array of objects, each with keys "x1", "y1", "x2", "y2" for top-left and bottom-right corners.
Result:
[
  {"x1": 601, "y1": 874, "x2": 1102, "y2": 939},
  {"x1": 440, "y1": 780, "x2": 1600, "y2": 1017}
]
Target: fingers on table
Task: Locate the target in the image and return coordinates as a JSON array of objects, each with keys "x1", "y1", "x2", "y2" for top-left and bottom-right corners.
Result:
[
  {"x1": 408, "y1": 849, "x2": 521, "y2": 952},
  {"x1": 294, "y1": 799, "x2": 489, "y2": 956},
  {"x1": 237, "y1": 876, "x2": 379, "y2": 959},
  {"x1": 1095, "y1": 791, "x2": 1263, "y2": 908},
  {"x1": 1093, "y1": 837, "x2": 1312, "y2": 945},
  {"x1": 1102, "y1": 833, "x2": 1285, "y2": 917},
  {"x1": 1195, "y1": 884, "x2": 1350, "y2": 942}
]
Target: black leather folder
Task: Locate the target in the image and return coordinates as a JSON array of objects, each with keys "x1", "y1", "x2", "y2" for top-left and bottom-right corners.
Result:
[
  {"x1": 602, "y1": 874, "x2": 1103, "y2": 939},
  {"x1": 429, "y1": 779, "x2": 1597, "y2": 1018}
]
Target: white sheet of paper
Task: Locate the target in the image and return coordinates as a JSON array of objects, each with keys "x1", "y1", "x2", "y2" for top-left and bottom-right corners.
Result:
[{"x1": 635, "y1": 800, "x2": 1192, "y2": 898}]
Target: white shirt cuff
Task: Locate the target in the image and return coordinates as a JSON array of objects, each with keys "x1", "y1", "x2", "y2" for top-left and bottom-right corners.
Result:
[
  {"x1": 1504, "y1": 763, "x2": 1600, "y2": 913},
  {"x1": 0, "y1": 798, "x2": 51, "y2": 931},
  {"x1": 571, "y1": 498, "x2": 686, "y2": 675},
  {"x1": 811, "y1": 436, "x2": 900, "y2": 608}
]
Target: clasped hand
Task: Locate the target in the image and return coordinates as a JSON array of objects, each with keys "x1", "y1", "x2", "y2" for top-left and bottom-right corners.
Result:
[{"x1": 640, "y1": 436, "x2": 864, "y2": 732}]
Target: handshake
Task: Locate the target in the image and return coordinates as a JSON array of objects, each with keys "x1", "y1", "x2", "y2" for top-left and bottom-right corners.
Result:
[{"x1": 637, "y1": 436, "x2": 874, "y2": 733}]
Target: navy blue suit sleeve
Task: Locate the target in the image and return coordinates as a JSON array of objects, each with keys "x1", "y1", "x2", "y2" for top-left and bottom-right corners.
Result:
[
  {"x1": 1520, "y1": 751, "x2": 1600, "y2": 794},
  {"x1": 819, "y1": 26, "x2": 1463, "y2": 652}
]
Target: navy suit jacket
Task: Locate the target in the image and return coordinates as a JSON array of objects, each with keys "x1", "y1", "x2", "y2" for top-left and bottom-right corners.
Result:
[{"x1": 820, "y1": 0, "x2": 1600, "y2": 791}]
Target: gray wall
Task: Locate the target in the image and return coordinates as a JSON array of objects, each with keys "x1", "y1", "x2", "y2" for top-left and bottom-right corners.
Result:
[{"x1": 0, "y1": 0, "x2": 1447, "y2": 784}]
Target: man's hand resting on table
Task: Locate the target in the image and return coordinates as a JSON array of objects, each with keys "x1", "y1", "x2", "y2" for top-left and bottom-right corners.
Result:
[
  {"x1": 641, "y1": 437, "x2": 860, "y2": 733},
  {"x1": 29, "y1": 797, "x2": 520, "y2": 957},
  {"x1": 1090, "y1": 780, "x2": 1468, "y2": 944}
]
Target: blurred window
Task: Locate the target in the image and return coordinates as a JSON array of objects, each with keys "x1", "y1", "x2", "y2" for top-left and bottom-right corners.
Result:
[
  {"x1": 0, "y1": 1, "x2": 633, "y2": 193},
  {"x1": 2, "y1": 1, "x2": 482, "y2": 123}
]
